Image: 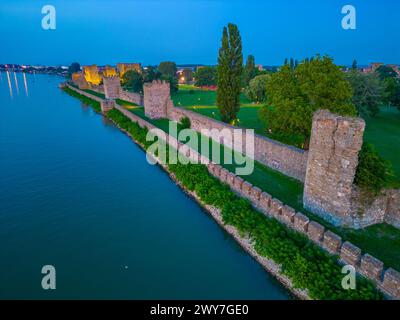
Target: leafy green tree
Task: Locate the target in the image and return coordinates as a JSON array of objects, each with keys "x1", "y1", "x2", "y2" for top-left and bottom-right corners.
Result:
[
  {"x1": 242, "y1": 55, "x2": 257, "y2": 86},
  {"x1": 355, "y1": 143, "x2": 393, "y2": 195},
  {"x1": 67, "y1": 62, "x2": 80, "y2": 77},
  {"x1": 375, "y1": 65, "x2": 397, "y2": 80},
  {"x1": 383, "y1": 77, "x2": 400, "y2": 108},
  {"x1": 122, "y1": 70, "x2": 143, "y2": 93},
  {"x1": 158, "y1": 61, "x2": 177, "y2": 78},
  {"x1": 161, "y1": 74, "x2": 178, "y2": 93},
  {"x1": 194, "y1": 66, "x2": 217, "y2": 86},
  {"x1": 216, "y1": 23, "x2": 243, "y2": 123},
  {"x1": 259, "y1": 56, "x2": 356, "y2": 148},
  {"x1": 346, "y1": 70, "x2": 384, "y2": 117},
  {"x1": 143, "y1": 66, "x2": 161, "y2": 83},
  {"x1": 245, "y1": 74, "x2": 270, "y2": 103}
]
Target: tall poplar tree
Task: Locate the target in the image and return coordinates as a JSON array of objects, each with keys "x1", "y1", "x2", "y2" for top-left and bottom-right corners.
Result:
[
  {"x1": 217, "y1": 23, "x2": 243, "y2": 123},
  {"x1": 242, "y1": 54, "x2": 256, "y2": 86}
]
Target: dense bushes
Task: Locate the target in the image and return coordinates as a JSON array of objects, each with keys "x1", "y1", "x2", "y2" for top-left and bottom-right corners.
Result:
[
  {"x1": 107, "y1": 109, "x2": 152, "y2": 149},
  {"x1": 66, "y1": 91, "x2": 383, "y2": 300},
  {"x1": 355, "y1": 143, "x2": 393, "y2": 194},
  {"x1": 222, "y1": 199, "x2": 381, "y2": 299},
  {"x1": 167, "y1": 163, "x2": 382, "y2": 300}
]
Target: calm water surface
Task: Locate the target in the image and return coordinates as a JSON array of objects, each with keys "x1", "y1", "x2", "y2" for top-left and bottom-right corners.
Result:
[{"x1": 0, "y1": 73, "x2": 290, "y2": 299}]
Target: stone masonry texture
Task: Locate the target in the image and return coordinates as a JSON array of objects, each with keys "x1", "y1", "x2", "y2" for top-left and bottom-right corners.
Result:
[
  {"x1": 294, "y1": 213, "x2": 309, "y2": 233},
  {"x1": 103, "y1": 76, "x2": 121, "y2": 100},
  {"x1": 303, "y1": 110, "x2": 365, "y2": 227},
  {"x1": 340, "y1": 241, "x2": 362, "y2": 266},
  {"x1": 322, "y1": 230, "x2": 342, "y2": 254},
  {"x1": 381, "y1": 268, "x2": 400, "y2": 299},
  {"x1": 306, "y1": 221, "x2": 325, "y2": 243},
  {"x1": 143, "y1": 80, "x2": 172, "y2": 119},
  {"x1": 360, "y1": 254, "x2": 384, "y2": 282}
]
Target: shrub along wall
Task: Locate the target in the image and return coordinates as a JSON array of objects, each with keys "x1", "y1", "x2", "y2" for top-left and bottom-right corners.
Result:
[{"x1": 62, "y1": 85, "x2": 397, "y2": 300}]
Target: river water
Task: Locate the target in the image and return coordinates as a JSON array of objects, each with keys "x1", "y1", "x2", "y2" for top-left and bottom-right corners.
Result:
[{"x1": 0, "y1": 73, "x2": 290, "y2": 299}]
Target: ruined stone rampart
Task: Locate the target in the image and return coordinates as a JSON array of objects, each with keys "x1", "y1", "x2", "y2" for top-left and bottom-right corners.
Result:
[
  {"x1": 166, "y1": 102, "x2": 308, "y2": 181},
  {"x1": 303, "y1": 110, "x2": 365, "y2": 226},
  {"x1": 119, "y1": 90, "x2": 144, "y2": 106},
  {"x1": 65, "y1": 83, "x2": 400, "y2": 300}
]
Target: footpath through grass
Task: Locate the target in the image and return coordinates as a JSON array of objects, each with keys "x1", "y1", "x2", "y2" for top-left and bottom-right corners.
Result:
[{"x1": 127, "y1": 104, "x2": 400, "y2": 271}]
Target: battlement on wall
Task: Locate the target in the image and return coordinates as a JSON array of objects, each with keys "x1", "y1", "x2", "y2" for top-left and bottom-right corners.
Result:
[{"x1": 143, "y1": 79, "x2": 170, "y2": 90}]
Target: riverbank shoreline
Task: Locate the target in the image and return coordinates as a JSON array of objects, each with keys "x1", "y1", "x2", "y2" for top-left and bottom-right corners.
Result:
[{"x1": 110, "y1": 119, "x2": 310, "y2": 300}]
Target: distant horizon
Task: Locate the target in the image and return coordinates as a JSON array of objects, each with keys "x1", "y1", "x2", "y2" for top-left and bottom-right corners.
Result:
[{"x1": 1, "y1": 61, "x2": 398, "y2": 68}]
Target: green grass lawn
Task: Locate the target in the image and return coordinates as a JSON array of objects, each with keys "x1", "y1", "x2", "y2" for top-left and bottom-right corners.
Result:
[
  {"x1": 172, "y1": 86, "x2": 252, "y2": 107},
  {"x1": 124, "y1": 104, "x2": 400, "y2": 271},
  {"x1": 364, "y1": 107, "x2": 400, "y2": 186}
]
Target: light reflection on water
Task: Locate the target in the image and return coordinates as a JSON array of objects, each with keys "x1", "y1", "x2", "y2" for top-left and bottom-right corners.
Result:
[{"x1": 1, "y1": 70, "x2": 31, "y2": 99}]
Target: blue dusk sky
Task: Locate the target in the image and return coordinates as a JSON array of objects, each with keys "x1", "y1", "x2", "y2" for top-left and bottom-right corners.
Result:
[{"x1": 0, "y1": 0, "x2": 399, "y2": 66}]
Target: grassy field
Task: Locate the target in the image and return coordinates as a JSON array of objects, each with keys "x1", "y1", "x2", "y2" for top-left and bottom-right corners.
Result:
[
  {"x1": 172, "y1": 86, "x2": 253, "y2": 108},
  {"x1": 364, "y1": 107, "x2": 400, "y2": 186},
  {"x1": 124, "y1": 103, "x2": 400, "y2": 271}
]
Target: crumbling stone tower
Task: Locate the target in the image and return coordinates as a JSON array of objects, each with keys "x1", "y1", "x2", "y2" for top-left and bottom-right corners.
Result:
[
  {"x1": 143, "y1": 80, "x2": 173, "y2": 119},
  {"x1": 103, "y1": 76, "x2": 121, "y2": 100},
  {"x1": 303, "y1": 110, "x2": 365, "y2": 226}
]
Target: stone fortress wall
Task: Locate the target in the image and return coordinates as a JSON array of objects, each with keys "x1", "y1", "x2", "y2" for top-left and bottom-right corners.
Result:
[
  {"x1": 65, "y1": 83, "x2": 400, "y2": 300},
  {"x1": 103, "y1": 76, "x2": 120, "y2": 99},
  {"x1": 140, "y1": 80, "x2": 400, "y2": 230},
  {"x1": 74, "y1": 77, "x2": 400, "y2": 231},
  {"x1": 143, "y1": 80, "x2": 174, "y2": 119},
  {"x1": 143, "y1": 80, "x2": 308, "y2": 181}
]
